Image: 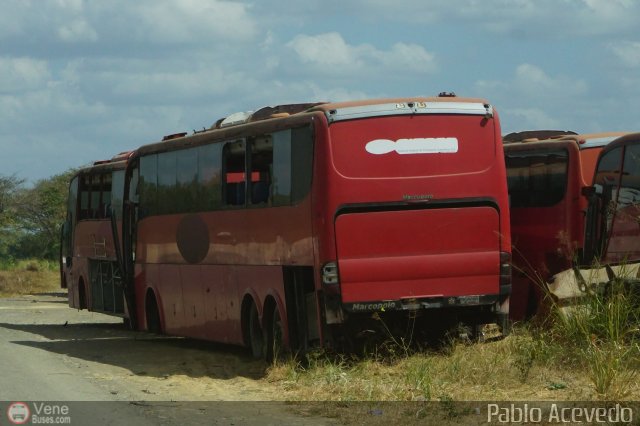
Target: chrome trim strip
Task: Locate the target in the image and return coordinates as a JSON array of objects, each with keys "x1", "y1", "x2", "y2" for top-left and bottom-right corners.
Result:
[{"x1": 326, "y1": 101, "x2": 493, "y2": 122}]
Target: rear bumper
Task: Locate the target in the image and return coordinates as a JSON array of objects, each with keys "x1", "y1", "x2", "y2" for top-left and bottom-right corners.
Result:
[{"x1": 342, "y1": 293, "x2": 500, "y2": 313}]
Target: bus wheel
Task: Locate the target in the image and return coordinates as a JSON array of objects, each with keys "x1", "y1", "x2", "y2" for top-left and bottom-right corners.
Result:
[
  {"x1": 146, "y1": 292, "x2": 161, "y2": 334},
  {"x1": 78, "y1": 280, "x2": 87, "y2": 309},
  {"x1": 266, "y1": 304, "x2": 286, "y2": 362},
  {"x1": 248, "y1": 303, "x2": 265, "y2": 359}
]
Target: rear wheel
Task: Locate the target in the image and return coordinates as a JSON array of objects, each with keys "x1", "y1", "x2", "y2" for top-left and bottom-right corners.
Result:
[
  {"x1": 145, "y1": 293, "x2": 161, "y2": 334},
  {"x1": 266, "y1": 304, "x2": 286, "y2": 362},
  {"x1": 248, "y1": 303, "x2": 265, "y2": 359},
  {"x1": 78, "y1": 280, "x2": 87, "y2": 309}
]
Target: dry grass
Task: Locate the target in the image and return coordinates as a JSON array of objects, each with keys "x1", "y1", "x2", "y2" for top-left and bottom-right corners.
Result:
[
  {"x1": 266, "y1": 323, "x2": 640, "y2": 404},
  {"x1": 0, "y1": 259, "x2": 61, "y2": 297}
]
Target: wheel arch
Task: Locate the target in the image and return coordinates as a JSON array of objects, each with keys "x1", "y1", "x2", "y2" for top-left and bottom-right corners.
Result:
[{"x1": 144, "y1": 286, "x2": 163, "y2": 333}]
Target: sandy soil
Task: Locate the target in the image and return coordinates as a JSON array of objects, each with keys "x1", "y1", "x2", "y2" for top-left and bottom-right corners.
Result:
[
  {"x1": 0, "y1": 292, "x2": 335, "y2": 425},
  {"x1": 0, "y1": 292, "x2": 284, "y2": 401}
]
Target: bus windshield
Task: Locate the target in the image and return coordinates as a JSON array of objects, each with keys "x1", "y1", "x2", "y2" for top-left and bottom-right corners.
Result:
[{"x1": 506, "y1": 149, "x2": 568, "y2": 208}]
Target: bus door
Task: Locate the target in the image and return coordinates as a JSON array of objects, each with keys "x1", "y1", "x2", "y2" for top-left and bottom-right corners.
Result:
[
  {"x1": 583, "y1": 146, "x2": 623, "y2": 264},
  {"x1": 601, "y1": 143, "x2": 640, "y2": 264},
  {"x1": 61, "y1": 176, "x2": 79, "y2": 289},
  {"x1": 121, "y1": 161, "x2": 139, "y2": 328}
]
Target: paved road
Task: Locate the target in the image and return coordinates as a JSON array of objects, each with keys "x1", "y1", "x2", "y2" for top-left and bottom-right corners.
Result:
[{"x1": 0, "y1": 294, "x2": 335, "y2": 425}]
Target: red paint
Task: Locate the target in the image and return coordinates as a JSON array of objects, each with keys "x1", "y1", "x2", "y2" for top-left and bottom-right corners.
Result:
[
  {"x1": 117, "y1": 97, "x2": 511, "y2": 351},
  {"x1": 335, "y1": 207, "x2": 500, "y2": 302},
  {"x1": 505, "y1": 134, "x2": 627, "y2": 320}
]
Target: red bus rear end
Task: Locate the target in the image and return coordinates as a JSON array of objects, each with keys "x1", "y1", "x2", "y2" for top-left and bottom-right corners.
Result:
[{"x1": 310, "y1": 98, "x2": 511, "y2": 339}]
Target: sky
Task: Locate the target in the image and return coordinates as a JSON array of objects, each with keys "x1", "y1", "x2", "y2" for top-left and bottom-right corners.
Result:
[{"x1": 2, "y1": 0, "x2": 640, "y2": 183}]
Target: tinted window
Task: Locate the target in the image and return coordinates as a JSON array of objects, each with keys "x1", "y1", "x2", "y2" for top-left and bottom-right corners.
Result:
[
  {"x1": 102, "y1": 173, "x2": 112, "y2": 218},
  {"x1": 139, "y1": 155, "x2": 158, "y2": 217},
  {"x1": 198, "y1": 144, "x2": 222, "y2": 210},
  {"x1": 111, "y1": 170, "x2": 124, "y2": 220},
  {"x1": 223, "y1": 140, "x2": 246, "y2": 207},
  {"x1": 291, "y1": 126, "x2": 313, "y2": 203},
  {"x1": 247, "y1": 126, "x2": 313, "y2": 207},
  {"x1": 176, "y1": 148, "x2": 198, "y2": 213},
  {"x1": 506, "y1": 149, "x2": 568, "y2": 208},
  {"x1": 272, "y1": 130, "x2": 291, "y2": 206},
  {"x1": 249, "y1": 135, "x2": 274, "y2": 205},
  {"x1": 134, "y1": 124, "x2": 313, "y2": 215},
  {"x1": 157, "y1": 151, "x2": 177, "y2": 214},
  {"x1": 618, "y1": 144, "x2": 640, "y2": 209},
  {"x1": 592, "y1": 146, "x2": 623, "y2": 249},
  {"x1": 594, "y1": 147, "x2": 622, "y2": 187}
]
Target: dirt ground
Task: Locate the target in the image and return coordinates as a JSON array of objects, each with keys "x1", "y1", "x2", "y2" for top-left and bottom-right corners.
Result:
[
  {"x1": 0, "y1": 292, "x2": 339, "y2": 425},
  {"x1": 0, "y1": 292, "x2": 284, "y2": 401}
]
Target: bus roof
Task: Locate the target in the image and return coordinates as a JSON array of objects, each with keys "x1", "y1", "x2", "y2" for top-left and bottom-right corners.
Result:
[
  {"x1": 598, "y1": 132, "x2": 640, "y2": 153},
  {"x1": 504, "y1": 132, "x2": 632, "y2": 150},
  {"x1": 135, "y1": 96, "x2": 494, "y2": 157},
  {"x1": 72, "y1": 151, "x2": 131, "y2": 178},
  {"x1": 308, "y1": 96, "x2": 489, "y2": 112},
  {"x1": 309, "y1": 97, "x2": 492, "y2": 123}
]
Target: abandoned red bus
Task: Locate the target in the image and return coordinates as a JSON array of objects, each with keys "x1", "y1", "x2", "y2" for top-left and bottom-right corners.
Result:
[
  {"x1": 117, "y1": 96, "x2": 512, "y2": 358},
  {"x1": 583, "y1": 132, "x2": 640, "y2": 265},
  {"x1": 547, "y1": 133, "x2": 640, "y2": 303},
  {"x1": 504, "y1": 132, "x2": 629, "y2": 319},
  {"x1": 61, "y1": 152, "x2": 131, "y2": 316}
]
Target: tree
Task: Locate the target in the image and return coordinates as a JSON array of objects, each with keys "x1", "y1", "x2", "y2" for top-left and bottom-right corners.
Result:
[
  {"x1": 12, "y1": 170, "x2": 75, "y2": 260},
  {"x1": 0, "y1": 175, "x2": 24, "y2": 259}
]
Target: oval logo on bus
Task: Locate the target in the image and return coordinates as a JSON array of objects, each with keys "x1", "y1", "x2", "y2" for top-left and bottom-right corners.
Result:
[
  {"x1": 365, "y1": 138, "x2": 459, "y2": 155},
  {"x1": 176, "y1": 214, "x2": 210, "y2": 264}
]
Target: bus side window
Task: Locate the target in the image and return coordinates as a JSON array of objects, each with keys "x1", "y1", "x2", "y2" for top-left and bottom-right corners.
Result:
[
  {"x1": 222, "y1": 140, "x2": 246, "y2": 207},
  {"x1": 249, "y1": 135, "x2": 273, "y2": 205},
  {"x1": 619, "y1": 143, "x2": 640, "y2": 209},
  {"x1": 79, "y1": 175, "x2": 91, "y2": 219}
]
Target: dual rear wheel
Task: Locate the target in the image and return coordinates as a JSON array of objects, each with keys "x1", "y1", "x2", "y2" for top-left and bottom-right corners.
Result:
[{"x1": 248, "y1": 301, "x2": 285, "y2": 362}]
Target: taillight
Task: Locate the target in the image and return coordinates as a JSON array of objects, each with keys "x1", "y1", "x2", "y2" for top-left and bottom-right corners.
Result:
[
  {"x1": 322, "y1": 261, "x2": 339, "y2": 285},
  {"x1": 500, "y1": 251, "x2": 512, "y2": 295}
]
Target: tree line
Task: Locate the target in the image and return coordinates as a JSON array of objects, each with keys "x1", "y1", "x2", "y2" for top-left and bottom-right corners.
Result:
[{"x1": 0, "y1": 170, "x2": 74, "y2": 263}]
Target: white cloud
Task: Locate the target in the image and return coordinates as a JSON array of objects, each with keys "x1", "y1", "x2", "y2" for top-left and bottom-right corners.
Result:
[
  {"x1": 475, "y1": 64, "x2": 593, "y2": 133},
  {"x1": 119, "y1": 0, "x2": 258, "y2": 43},
  {"x1": 57, "y1": 19, "x2": 98, "y2": 42},
  {"x1": 310, "y1": 0, "x2": 640, "y2": 38},
  {"x1": 286, "y1": 32, "x2": 436, "y2": 74},
  {"x1": 513, "y1": 64, "x2": 588, "y2": 97},
  {"x1": 288, "y1": 33, "x2": 355, "y2": 67},
  {"x1": 477, "y1": 63, "x2": 587, "y2": 101},
  {"x1": 0, "y1": 0, "x2": 258, "y2": 46},
  {"x1": 0, "y1": 57, "x2": 51, "y2": 93},
  {"x1": 503, "y1": 108, "x2": 562, "y2": 132},
  {"x1": 609, "y1": 41, "x2": 640, "y2": 67}
]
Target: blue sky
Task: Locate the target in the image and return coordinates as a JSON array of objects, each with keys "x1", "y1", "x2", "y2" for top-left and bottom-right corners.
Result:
[{"x1": 2, "y1": 0, "x2": 640, "y2": 182}]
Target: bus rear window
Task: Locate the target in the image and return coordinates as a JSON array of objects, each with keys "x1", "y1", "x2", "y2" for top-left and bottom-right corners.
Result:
[
  {"x1": 506, "y1": 149, "x2": 568, "y2": 208},
  {"x1": 329, "y1": 114, "x2": 496, "y2": 178}
]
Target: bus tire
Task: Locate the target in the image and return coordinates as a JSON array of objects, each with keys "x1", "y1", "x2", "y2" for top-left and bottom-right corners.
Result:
[
  {"x1": 78, "y1": 279, "x2": 87, "y2": 310},
  {"x1": 248, "y1": 302, "x2": 265, "y2": 359},
  {"x1": 266, "y1": 303, "x2": 285, "y2": 363},
  {"x1": 146, "y1": 292, "x2": 162, "y2": 334}
]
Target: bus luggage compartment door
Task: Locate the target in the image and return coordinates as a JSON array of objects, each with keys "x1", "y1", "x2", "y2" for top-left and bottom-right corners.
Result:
[{"x1": 334, "y1": 206, "x2": 501, "y2": 305}]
